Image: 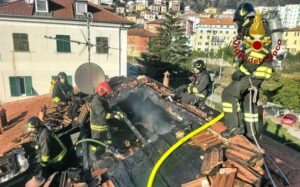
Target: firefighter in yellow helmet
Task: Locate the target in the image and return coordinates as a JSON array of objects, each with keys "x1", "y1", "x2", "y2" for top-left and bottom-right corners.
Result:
[{"x1": 221, "y1": 3, "x2": 276, "y2": 138}]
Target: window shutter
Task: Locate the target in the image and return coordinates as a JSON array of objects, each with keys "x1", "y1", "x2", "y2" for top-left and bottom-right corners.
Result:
[
  {"x1": 25, "y1": 76, "x2": 33, "y2": 96},
  {"x1": 96, "y1": 37, "x2": 108, "y2": 54},
  {"x1": 67, "y1": 75, "x2": 72, "y2": 86},
  {"x1": 64, "y1": 35, "x2": 71, "y2": 52},
  {"x1": 9, "y1": 77, "x2": 20, "y2": 96},
  {"x1": 56, "y1": 35, "x2": 63, "y2": 52}
]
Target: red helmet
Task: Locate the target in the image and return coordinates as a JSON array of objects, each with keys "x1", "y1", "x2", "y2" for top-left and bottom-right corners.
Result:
[{"x1": 96, "y1": 82, "x2": 111, "y2": 96}]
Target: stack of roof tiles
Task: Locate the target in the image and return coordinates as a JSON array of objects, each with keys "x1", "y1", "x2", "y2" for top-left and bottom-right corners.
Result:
[{"x1": 183, "y1": 123, "x2": 265, "y2": 187}]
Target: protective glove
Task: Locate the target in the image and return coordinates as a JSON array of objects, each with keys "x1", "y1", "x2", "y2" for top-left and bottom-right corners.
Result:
[
  {"x1": 113, "y1": 111, "x2": 124, "y2": 120},
  {"x1": 231, "y1": 70, "x2": 246, "y2": 81},
  {"x1": 188, "y1": 76, "x2": 197, "y2": 83}
]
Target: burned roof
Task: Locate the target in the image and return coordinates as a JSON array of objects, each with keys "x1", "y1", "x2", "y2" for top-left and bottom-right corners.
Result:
[{"x1": 0, "y1": 76, "x2": 298, "y2": 186}]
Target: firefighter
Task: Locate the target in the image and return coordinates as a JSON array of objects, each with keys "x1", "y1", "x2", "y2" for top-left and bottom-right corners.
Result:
[
  {"x1": 89, "y1": 81, "x2": 123, "y2": 167},
  {"x1": 26, "y1": 116, "x2": 67, "y2": 180},
  {"x1": 52, "y1": 72, "x2": 73, "y2": 107},
  {"x1": 221, "y1": 3, "x2": 274, "y2": 138},
  {"x1": 175, "y1": 60, "x2": 211, "y2": 107}
]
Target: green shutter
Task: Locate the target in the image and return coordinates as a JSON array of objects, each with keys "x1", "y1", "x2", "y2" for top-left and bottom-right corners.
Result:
[
  {"x1": 56, "y1": 35, "x2": 70, "y2": 53},
  {"x1": 25, "y1": 76, "x2": 33, "y2": 96},
  {"x1": 67, "y1": 75, "x2": 72, "y2": 86},
  {"x1": 64, "y1": 36, "x2": 71, "y2": 52},
  {"x1": 9, "y1": 77, "x2": 20, "y2": 96}
]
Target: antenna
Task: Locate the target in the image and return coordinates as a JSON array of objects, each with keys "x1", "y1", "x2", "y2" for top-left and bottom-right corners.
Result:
[
  {"x1": 85, "y1": 12, "x2": 93, "y2": 63},
  {"x1": 44, "y1": 12, "x2": 120, "y2": 60}
]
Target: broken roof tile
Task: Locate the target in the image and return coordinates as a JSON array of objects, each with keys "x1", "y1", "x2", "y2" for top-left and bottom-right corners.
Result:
[
  {"x1": 223, "y1": 160, "x2": 261, "y2": 186},
  {"x1": 189, "y1": 130, "x2": 223, "y2": 151},
  {"x1": 201, "y1": 148, "x2": 224, "y2": 175},
  {"x1": 181, "y1": 177, "x2": 210, "y2": 187},
  {"x1": 211, "y1": 168, "x2": 237, "y2": 187},
  {"x1": 210, "y1": 122, "x2": 227, "y2": 134},
  {"x1": 229, "y1": 135, "x2": 261, "y2": 153},
  {"x1": 0, "y1": 95, "x2": 52, "y2": 156}
]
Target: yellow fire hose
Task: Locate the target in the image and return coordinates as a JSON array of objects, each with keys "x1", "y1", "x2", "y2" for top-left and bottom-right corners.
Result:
[{"x1": 147, "y1": 112, "x2": 224, "y2": 187}]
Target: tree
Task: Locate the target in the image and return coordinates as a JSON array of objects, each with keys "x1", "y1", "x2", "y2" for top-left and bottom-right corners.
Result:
[{"x1": 148, "y1": 13, "x2": 191, "y2": 67}]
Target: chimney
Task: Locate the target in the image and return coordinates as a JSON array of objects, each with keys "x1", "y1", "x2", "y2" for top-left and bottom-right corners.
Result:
[
  {"x1": 38, "y1": 104, "x2": 47, "y2": 122},
  {"x1": 0, "y1": 106, "x2": 8, "y2": 133},
  {"x1": 163, "y1": 71, "x2": 170, "y2": 87}
]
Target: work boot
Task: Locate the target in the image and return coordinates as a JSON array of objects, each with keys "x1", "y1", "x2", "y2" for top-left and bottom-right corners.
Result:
[{"x1": 221, "y1": 127, "x2": 244, "y2": 138}]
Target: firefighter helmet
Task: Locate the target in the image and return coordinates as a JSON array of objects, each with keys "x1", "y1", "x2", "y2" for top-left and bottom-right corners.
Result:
[
  {"x1": 233, "y1": 3, "x2": 255, "y2": 25},
  {"x1": 193, "y1": 60, "x2": 205, "y2": 70},
  {"x1": 58, "y1": 72, "x2": 67, "y2": 80},
  {"x1": 96, "y1": 82, "x2": 111, "y2": 96},
  {"x1": 27, "y1": 116, "x2": 41, "y2": 129}
]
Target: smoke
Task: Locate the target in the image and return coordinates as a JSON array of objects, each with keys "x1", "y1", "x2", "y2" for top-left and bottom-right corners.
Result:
[{"x1": 112, "y1": 87, "x2": 173, "y2": 141}]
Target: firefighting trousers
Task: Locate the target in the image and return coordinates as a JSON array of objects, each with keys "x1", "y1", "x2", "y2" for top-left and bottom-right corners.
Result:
[
  {"x1": 221, "y1": 76, "x2": 263, "y2": 134},
  {"x1": 89, "y1": 124, "x2": 111, "y2": 160},
  {"x1": 175, "y1": 85, "x2": 205, "y2": 106}
]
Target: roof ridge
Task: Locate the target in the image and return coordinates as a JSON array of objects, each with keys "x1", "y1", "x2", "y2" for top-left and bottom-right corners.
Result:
[
  {"x1": 89, "y1": 3, "x2": 133, "y2": 24},
  {"x1": 0, "y1": 0, "x2": 24, "y2": 7}
]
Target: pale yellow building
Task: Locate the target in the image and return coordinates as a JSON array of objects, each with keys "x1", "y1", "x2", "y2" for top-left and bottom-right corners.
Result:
[
  {"x1": 0, "y1": 0, "x2": 131, "y2": 102},
  {"x1": 192, "y1": 18, "x2": 237, "y2": 53},
  {"x1": 136, "y1": 3, "x2": 146, "y2": 11},
  {"x1": 284, "y1": 26, "x2": 300, "y2": 54},
  {"x1": 126, "y1": 15, "x2": 137, "y2": 23},
  {"x1": 204, "y1": 7, "x2": 219, "y2": 15}
]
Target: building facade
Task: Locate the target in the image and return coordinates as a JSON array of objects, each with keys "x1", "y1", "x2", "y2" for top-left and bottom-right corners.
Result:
[
  {"x1": 284, "y1": 26, "x2": 300, "y2": 54},
  {"x1": 144, "y1": 19, "x2": 163, "y2": 34},
  {"x1": 127, "y1": 28, "x2": 155, "y2": 57},
  {"x1": 256, "y1": 4, "x2": 300, "y2": 28},
  {"x1": 192, "y1": 18, "x2": 237, "y2": 53},
  {"x1": 0, "y1": 0, "x2": 131, "y2": 102}
]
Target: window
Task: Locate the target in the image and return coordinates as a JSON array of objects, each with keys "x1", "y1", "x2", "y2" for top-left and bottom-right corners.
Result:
[
  {"x1": 207, "y1": 36, "x2": 210, "y2": 39},
  {"x1": 56, "y1": 35, "x2": 71, "y2": 53},
  {"x1": 200, "y1": 36, "x2": 202, "y2": 39},
  {"x1": 96, "y1": 37, "x2": 108, "y2": 54},
  {"x1": 226, "y1": 31, "x2": 229, "y2": 34},
  {"x1": 13, "y1": 33, "x2": 29, "y2": 52},
  {"x1": 35, "y1": 0, "x2": 48, "y2": 13},
  {"x1": 9, "y1": 76, "x2": 33, "y2": 97},
  {"x1": 294, "y1": 40, "x2": 297, "y2": 45},
  {"x1": 220, "y1": 31, "x2": 223, "y2": 34},
  {"x1": 52, "y1": 75, "x2": 73, "y2": 86},
  {"x1": 205, "y1": 42, "x2": 209, "y2": 45}
]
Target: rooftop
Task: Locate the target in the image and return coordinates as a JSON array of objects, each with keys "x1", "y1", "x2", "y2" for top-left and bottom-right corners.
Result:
[
  {"x1": 0, "y1": 94, "x2": 52, "y2": 156},
  {"x1": 286, "y1": 26, "x2": 300, "y2": 32},
  {"x1": 147, "y1": 19, "x2": 163, "y2": 25},
  {"x1": 200, "y1": 18, "x2": 235, "y2": 26},
  {"x1": 128, "y1": 28, "x2": 155, "y2": 37},
  {"x1": 0, "y1": 0, "x2": 132, "y2": 24}
]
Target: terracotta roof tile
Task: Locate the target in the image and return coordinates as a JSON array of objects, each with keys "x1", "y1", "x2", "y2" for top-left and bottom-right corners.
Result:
[
  {"x1": 147, "y1": 19, "x2": 163, "y2": 25},
  {"x1": 0, "y1": 0, "x2": 132, "y2": 24},
  {"x1": 200, "y1": 18, "x2": 234, "y2": 25},
  {"x1": 286, "y1": 26, "x2": 300, "y2": 32},
  {"x1": 0, "y1": 0, "x2": 33, "y2": 16},
  {"x1": 128, "y1": 28, "x2": 155, "y2": 37},
  {"x1": 0, "y1": 95, "x2": 52, "y2": 156}
]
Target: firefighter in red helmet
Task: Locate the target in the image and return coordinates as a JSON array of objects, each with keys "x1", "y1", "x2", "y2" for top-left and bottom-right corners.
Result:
[{"x1": 89, "y1": 81, "x2": 123, "y2": 168}]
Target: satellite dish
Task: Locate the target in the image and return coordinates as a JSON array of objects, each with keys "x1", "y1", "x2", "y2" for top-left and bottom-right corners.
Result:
[{"x1": 75, "y1": 62, "x2": 106, "y2": 95}]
